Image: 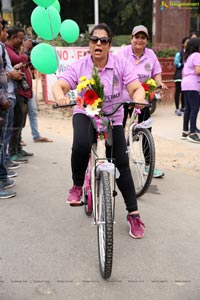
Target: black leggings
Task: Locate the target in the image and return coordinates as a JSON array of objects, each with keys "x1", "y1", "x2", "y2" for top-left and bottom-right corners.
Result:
[
  {"x1": 71, "y1": 113, "x2": 138, "y2": 213},
  {"x1": 174, "y1": 81, "x2": 184, "y2": 110}
]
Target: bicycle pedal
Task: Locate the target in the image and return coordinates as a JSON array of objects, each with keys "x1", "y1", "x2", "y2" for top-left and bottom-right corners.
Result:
[{"x1": 70, "y1": 202, "x2": 84, "y2": 207}]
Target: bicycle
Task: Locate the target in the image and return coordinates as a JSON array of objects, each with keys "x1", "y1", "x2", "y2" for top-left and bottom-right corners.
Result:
[
  {"x1": 149, "y1": 86, "x2": 162, "y2": 115},
  {"x1": 125, "y1": 103, "x2": 156, "y2": 197},
  {"x1": 53, "y1": 100, "x2": 155, "y2": 279}
]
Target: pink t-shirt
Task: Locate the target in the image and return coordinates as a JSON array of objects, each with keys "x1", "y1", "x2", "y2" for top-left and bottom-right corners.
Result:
[
  {"x1": 116, "y1": 45, "x2": 162, "y2": 100},
  {"x1": 58, "y1": 53, "x2": 139, "y2": 125},
  {"x1": 181, "y1": 52, "x2": 200, "y2": 92}
]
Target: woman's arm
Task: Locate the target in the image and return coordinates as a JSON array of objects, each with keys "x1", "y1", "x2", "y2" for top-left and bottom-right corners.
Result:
[{"x1": 52, "y1": 79, "x2": 71, "y2": 105}]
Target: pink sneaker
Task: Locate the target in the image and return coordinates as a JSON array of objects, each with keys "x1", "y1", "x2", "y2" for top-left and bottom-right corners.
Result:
[
  {"x1": 66, "y1": 186, "x2": 83, "y2": 204},
  {"x1": 127, "y1": 214, "x2": 145, "y2": 239}
]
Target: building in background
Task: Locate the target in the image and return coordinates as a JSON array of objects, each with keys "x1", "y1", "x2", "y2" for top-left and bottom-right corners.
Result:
[
  {"x1": 1, "y1": 0, "x2": 14, "y2": 25},
  {"x1": 152, "y1": 0, "x2": 199, "y2": 49}
]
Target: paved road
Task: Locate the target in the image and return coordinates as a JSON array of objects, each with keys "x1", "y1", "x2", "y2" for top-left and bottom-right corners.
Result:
[{"x1": 0, "y1": 104, "x2": 200, "y2": 300}]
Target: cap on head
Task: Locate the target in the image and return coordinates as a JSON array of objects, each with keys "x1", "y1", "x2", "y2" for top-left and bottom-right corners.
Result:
[{"x1": 132, "y1": 25, "x2": 149, "y2": 38}]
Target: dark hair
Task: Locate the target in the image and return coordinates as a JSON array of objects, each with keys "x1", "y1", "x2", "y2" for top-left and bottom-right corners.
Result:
[
  {"x1": 189, "y1": 32, "x2": 199, "y2": 38},
  {"x1": 7, "y1": 26, "x2": 25, "y2": 39},
  {"x1": 181, "y1": 36, "x2": 189, "y2": 46},
  {"x1": 184, "y1": 37, "x2": 200, "y2": 61},
  {"x1": 1, "y1": 19, "x2": 8, "y2": 30},
  {"x1": 89, "y1": 23, "x2": 112, "y2": 43}
]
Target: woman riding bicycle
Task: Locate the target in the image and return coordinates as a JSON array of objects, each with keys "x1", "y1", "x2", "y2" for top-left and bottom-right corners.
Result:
[
  {"x1": 117, "y1": 25, "x2": 168, "y2": 178},
  {"x1": 52, "y1": 23, "x2": 146, "y2": 239}
]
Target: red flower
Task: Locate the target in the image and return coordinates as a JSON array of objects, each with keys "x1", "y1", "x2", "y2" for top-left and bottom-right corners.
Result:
[
  {"x1": 142, "y1": 82, "x2": 150, "y2": 91},
  {"x1": 84, "y1": 90, "x2": 98, "y2": 105}
]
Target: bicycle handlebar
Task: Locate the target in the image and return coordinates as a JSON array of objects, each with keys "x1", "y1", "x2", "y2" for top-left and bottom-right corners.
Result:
[{"x1": 53, "y1": 101, "x2": 150, "y2": 117}]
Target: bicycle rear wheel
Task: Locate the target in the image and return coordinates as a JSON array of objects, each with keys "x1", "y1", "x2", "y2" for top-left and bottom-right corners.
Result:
[
  {"x1": 129, "y1": 127, "x2": 155, "y2": 197},
  {"x1": 97, "y1": 170, "x2": 113, "y2": 279}
]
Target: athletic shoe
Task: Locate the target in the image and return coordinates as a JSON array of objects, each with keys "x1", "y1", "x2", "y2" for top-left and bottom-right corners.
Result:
[
  {"x1": 144, "y1": 166, "x2": 164, "y2": 178},
  {"x1": 195, "y1": 128, "x2": 200, "y2": 134},
  {"x1": 180, "y1": 108, "x2": 185, "y2": 112},
  {"x1": 181, "y1": 131, "x2": 189, "y2": 140},
  {"x1": 10, "y1": 154, "x2": 28, "y2": 164},
  {"x1": 187, "y1": 133, "x2": 200, "y2": 143},
  {"x1": 0, "y1": 178, "x2": 15, "y2": 189},
  {"x1": 66, "y1": 185, "x2": 83, "y2": 204},
  {"x1": 7, "y1": 170, "x2": 18, "y2": 178},
  {"x1": 0, "y1": 189, "x2": 16, "y2": 199},
  {"x1": 19, "y1": 150, "x2": 34, "y2": 157},
  {"x1": 127, "y1": 214, "x2": 145, "y2": 239},
  {"x1": 175, "y1": 109, "x2": 182, "y2": 116},
  {"x1": 7, "y1": 160, "x2": 20, "y2": 170}
]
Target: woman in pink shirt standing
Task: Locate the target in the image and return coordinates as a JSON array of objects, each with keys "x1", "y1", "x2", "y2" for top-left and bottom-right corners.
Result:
[
  {"x1": 117, "y1": 25, "x2": 168, "y2": 178},
  {"x1": 181, "y1": 37, "x2": 200, "y2": 143},
  {"x1": 53, "y1": 23, "x2": 147, "y2": 239}
]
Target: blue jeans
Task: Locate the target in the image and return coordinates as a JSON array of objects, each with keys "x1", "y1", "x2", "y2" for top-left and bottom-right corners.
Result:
[
  {"x1": 27, "y1": 95, "x2": 40, "y2": 140},
  {"x1": 0, "y1": 110, "x2": 8, "y2": 180},
  {"x1": 4, "y1": 97, "x2": 16, "y2": 164},
  {"x1": 183, "y1": 91, "x2": 200, "y2": 133}
]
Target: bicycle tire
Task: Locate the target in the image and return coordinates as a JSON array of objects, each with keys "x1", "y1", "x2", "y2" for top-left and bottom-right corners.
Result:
[
  {"x1": 129, "y1": 127, "x2": 155, "y2": 197},
  {"x1": 97, "y1": 170, "x2": 113, "y2": 279},
  {"x1": 149, "y1": 100, "x2": 157, "y2": 115}
]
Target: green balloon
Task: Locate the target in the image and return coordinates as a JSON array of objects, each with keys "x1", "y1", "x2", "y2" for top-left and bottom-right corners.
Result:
[
  {"x1": 33, "y1": 0, "x2": 55, "y2": 8},
  {"x1": 30, "y1": 43, "x2": 59, "y2": 74},
  {"x1": 60, "y1": 19, "x2": 80, "y2": 43},
  {"x1": 52, "y1": 0, "x2": 60, "y2": 12},
  {"x1": 31, "y1": 6, "x2": 61, "y2": 40}
]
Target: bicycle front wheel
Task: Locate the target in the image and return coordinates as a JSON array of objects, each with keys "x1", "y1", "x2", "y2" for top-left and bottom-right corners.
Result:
[
  {"x1": 129, "y1": 127, "x2": 155, "y2": 197},
  {"x1": 97, "y1": 170, "x2": 113, "y2": 279}
]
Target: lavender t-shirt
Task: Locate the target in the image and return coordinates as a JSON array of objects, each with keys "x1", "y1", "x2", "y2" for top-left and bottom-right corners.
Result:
[
  {"x1": 116, "y1": 45, "x2": 162, "y2": 100},
  {"x1": 181, "y1": 52, "x2": 200, "y2": 92},
  {"x1": 58, "y1": 53, "x2": 139, "y2": 125}
]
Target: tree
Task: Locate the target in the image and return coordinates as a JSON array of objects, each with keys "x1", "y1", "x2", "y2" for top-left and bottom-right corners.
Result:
[{"x1": 9, "y1": 0, "x2": 152, "y2": 36}]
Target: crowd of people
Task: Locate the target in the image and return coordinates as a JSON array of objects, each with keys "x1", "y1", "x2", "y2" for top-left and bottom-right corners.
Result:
[
  {"x1": 0, "y1": 20, "x2": 53, "y2": 199},
  {"x1": 173, "y1": 32, "x2": 200, "y2": 143},
  {"x1": 1, "y1": 18, "x2": 199, "y2": 238}
]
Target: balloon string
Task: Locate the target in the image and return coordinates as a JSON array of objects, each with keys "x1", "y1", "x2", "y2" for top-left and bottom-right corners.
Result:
[{"x1": 47, "y1": 7, "x2": 60, "y2": 71}]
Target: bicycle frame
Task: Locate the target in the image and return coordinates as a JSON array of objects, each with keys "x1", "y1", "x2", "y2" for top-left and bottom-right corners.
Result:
[{"x1": 88, "y1": 130, "x2": 118, "y2": 225}]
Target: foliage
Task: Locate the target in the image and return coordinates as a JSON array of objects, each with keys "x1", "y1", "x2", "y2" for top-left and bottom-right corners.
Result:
[
  {"x1": 152, "y1": 43, "x2": 178, "y2": 58},
  {"x1": 11, "y1": 0, "x2": 152, "y2": 35}
]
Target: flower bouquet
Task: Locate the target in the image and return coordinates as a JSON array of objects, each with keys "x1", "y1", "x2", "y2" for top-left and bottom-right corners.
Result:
[
  {"x1": 76, "y1": 66, "x2": 107, "y2": 139},
  {"x1": 141, "y1": 78, "x2": 158, "y2": 102},
  {"x1": 76, "y1": 67, "x2": 104, "y2": 117}
]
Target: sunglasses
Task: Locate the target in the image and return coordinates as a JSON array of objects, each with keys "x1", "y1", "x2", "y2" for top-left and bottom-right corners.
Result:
[{"x1": 89, "y1": 36, "x2": 111, "y2": 45}]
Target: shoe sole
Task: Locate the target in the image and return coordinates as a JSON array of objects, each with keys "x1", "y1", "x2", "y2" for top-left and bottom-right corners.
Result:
[
  {"x1": 8, "y1": 174, "x2": 18, "y2": 178},
  {"x1": 10, "y1": 160, "x2": 28, "y2": 164},
  {"x1": 4, "y1": 183, "x2": 15, "y2": 189},
  {"x1": 0, "y1": 193, "x2": 16, "y2": 199},
  {"x1": 187, "y1": 137, "x2": 200, "y2": 143},
  {"x1": 153, "y1": 173, "x2": 165, "y2": 178},
  {"x1": 8, "y1": 165, "x2": 21, "y2": 170},
  {"x1": 66, "y1": 199, "x2": 82, "y2": 205}
]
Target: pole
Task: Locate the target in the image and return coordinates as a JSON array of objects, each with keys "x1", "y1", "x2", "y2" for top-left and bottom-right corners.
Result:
[{"x1": 94, "y1": 0, "x2": 99, "y2": 25}]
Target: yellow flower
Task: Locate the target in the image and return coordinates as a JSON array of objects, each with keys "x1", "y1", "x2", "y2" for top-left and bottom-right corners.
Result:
[
  {"x1": 146, "y1": 79, "x2": 157, "y2": 88},
  {"x1": 90, "y1": 78, "x2": 95, "y2": 85},
  {"x1": 79, "y1": 76, "x2": 87, "y2": 82}
]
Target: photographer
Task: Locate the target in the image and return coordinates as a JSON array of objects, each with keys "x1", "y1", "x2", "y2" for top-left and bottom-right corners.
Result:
[
  {"x1": 0, "y1": 22, "x2": 16, "y2": 199},
  {"x1": 5, "y1": 26, "x2": 33, "y2": 163}
]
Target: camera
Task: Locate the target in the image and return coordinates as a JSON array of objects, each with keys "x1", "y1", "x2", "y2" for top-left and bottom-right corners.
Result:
[
  {"x1": 18, "y1": 77, "x2": 30, "y2": 91},
  {"x1": 32, "y1": 39, "x2": 42, "y2": 47}
]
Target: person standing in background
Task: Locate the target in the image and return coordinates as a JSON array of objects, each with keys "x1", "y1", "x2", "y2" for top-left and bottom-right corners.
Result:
[
  {"x1": 181, "y1": 38, "x2": 200, "y2": 143},
  {"x1": 117, "y1": 25, "x2": 168, "y2": 178},
  {"x1": 173, "y1": 36, "x2": 189, "y2": 116}
]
